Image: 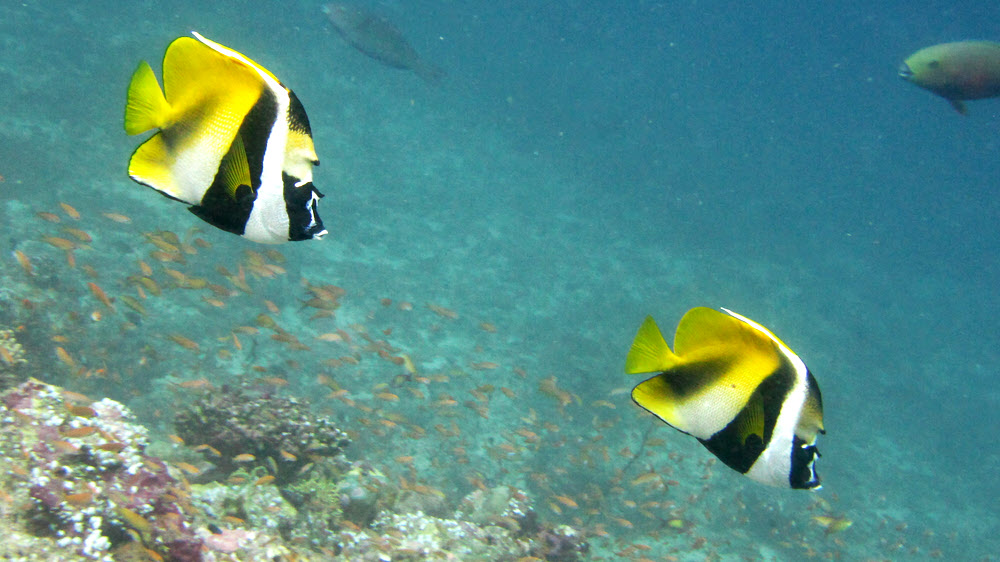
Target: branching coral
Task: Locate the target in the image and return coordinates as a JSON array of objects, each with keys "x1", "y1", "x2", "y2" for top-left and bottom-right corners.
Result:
[{"x1": 173, "y1": 383, "x2": 351, "y2": 483}]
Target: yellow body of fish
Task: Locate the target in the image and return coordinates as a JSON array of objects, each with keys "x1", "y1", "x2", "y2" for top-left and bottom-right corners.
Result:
[{"x1": 900, "y1": 41, "x2": 1000, "y2": 114}]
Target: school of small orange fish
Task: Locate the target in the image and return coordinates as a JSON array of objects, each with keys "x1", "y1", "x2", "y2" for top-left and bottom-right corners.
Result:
[{"x1": 2, "y1": 201, "x2": 958, "y2": 561}]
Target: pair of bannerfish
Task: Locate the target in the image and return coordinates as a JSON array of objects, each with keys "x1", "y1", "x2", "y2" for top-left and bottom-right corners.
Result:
[{"x1": 124, "y1": 33, "x2": 1000, "y2": 490}]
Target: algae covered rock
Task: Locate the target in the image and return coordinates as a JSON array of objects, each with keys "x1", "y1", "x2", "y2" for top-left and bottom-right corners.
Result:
[{"x1": 0, "y1": 379, "x2": 203, "y2": 560}]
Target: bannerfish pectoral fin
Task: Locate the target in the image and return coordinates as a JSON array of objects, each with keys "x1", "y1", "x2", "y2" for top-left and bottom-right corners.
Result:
[
  {"x1": 220, "y1": 133, "x2": 252, "y2": 199},
  {"x1": 698, "y1": 390, "x2": 769, "y2": 475},
  {"x1": 738, "y1": 391, "x2": 766, "y2": 446},
  {"x1": 949, "y1": 99, "x2": 968, "y2": 115}
]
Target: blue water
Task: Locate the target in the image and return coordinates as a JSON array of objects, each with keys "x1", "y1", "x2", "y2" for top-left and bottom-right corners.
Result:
[{"x1": 2, "y1": 0, "x2": 998, "y2": 559}]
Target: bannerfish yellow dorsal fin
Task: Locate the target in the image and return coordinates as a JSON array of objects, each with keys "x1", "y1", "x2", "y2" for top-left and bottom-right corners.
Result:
[
  {"x1": 191, "y1": 32, "x2": 281, "y2": 84},
  {"x1": 625, "y1": 316, "x2": 677, "y2": 374},
  {"x1": 673, "y1": 307, "x2": 757, "y2": 356},
  {"x1": 219, "y1": 133, "x2": 251, "y2": 199},
  {"x1": 161, "y1": 35, "x2": 264, "y2": 129},
  {"x1": 124, "y1": 61, "x2": 171, "y2": 135}
]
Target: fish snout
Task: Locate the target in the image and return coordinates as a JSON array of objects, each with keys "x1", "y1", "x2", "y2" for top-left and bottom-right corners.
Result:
[{"x1": 898, "y1": 62, "x2": 914, "y2": 80}]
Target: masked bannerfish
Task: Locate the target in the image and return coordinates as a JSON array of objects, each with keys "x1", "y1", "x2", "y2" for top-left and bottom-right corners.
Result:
[
  {"x1": 124, "y1": 32, "x2": 327, "y2": 243},
  {"x1": 625, "y1": 308, "x2": 824, "y2": 490},
  {"x1": 899, "y1": 41, "x2": 1000, "y2": 115}
]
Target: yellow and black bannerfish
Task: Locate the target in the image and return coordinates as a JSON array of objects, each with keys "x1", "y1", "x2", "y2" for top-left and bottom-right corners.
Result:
[
  {"x1": 124, "y1": 32, "x2": 327, "y2": 243},
  {"x1": 625, "y1": 308, "x2": 824, "y2": 489},
  {"x1": 899, "y1": 41, "x2": 1000, "y2": 115}
]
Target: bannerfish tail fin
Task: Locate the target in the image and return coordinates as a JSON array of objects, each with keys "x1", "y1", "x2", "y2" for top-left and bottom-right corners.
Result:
[
  {"x1": 625, "y1": 316, "x2": 678, "y2": 374},
  {"x1": 125, "y1": 59, "x2": 184, "y2": 201},
  {"x1": 124, "y1": 61, "x2": 170, "y2": 135}
]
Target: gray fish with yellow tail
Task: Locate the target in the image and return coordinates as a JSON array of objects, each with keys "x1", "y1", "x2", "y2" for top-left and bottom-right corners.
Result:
[
  {"x1": 625, "y1": 308, "x2": 824, "y2": 490},
  {"x1": 124, "y1": 32, "x2": 327, "y2": 244},
  {"x1": 899, "y1": 41, "x2": 1000, "y2": 115}
]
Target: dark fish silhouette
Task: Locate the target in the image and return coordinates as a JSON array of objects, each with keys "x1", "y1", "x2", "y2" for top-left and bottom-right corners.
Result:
[{"x1": 323, "y1": 3, "x2": 445, "y2": 84}]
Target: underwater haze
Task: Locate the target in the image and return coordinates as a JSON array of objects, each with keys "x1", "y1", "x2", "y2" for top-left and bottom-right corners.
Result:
[{"x1": 1, "y1": 0, "x2": 998, "y2": 560}]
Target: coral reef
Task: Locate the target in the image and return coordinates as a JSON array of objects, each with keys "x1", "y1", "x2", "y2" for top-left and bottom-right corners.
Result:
[
  {"x1": 286, "y1": 460, "x2": 400, "y2": 548},
  {"x1": 188, "y1": 456, "x2": 400, "y2": 552},
  {"x1": 0, "y1": 378, "x2": 202, "y2": 560},
  {"x1": 0, "y1": 379, "x2": 588, "y2": 561},
  {"x1": 457, "y1": 485, "x2": 589, "y2": 562},
  {"x1": 0, "y1": 328, "x2": 28, "y2": 391},
  {"x1": 186, "y1": 460, "x2": 589, "y2": 560},
  {"x1": 327, "y1": 484, "x2": 588, "y2": 561},
  {"x1": 172, "y1": 383, "x2": 351, "y2": 483},
  {"x1": 350, "y1": 510, "x2": 531, "y2": 560}
]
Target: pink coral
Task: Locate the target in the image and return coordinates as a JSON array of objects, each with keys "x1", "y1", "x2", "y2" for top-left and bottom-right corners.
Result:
[{"x1": 202, "y1": 528, "x2": 252, "y2": 553}]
